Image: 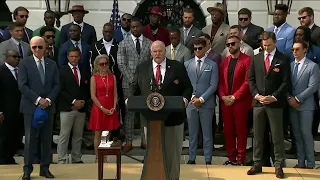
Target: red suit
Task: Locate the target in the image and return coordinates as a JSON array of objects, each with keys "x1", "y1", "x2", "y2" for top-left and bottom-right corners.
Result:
[
  {"x1": 218, "y1": 52, "x2": 252, "y2": 163},
  {"x1": 142, "y1": 24, "x2": 170, "y2": 46}
]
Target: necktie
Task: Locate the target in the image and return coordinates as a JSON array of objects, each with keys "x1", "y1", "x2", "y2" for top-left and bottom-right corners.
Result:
[
  {"x1": 75, "y1": 42, "x2": 79, "y2": 48},
  {"x1": 14, "y1": 68, "x2": 18, "y2": 81},
  {"x1": 155, "y1": 64, "x2": 161, "y2": 86},
  {"x1": 184, "y1": 28, "x2": 188, "y2": 43},
  {"x1": 24, "y1": 28, "x2": 30, "y2": 43},
  {"x1": 37, "y1": 60, "x2": 45, "y2": 85},
  {"x1": 265, "y1": 54, "x2": 270, "y2": 72},
  {"x1": 136, "y1": 38, "x2": 141, "y2": 54},
  {"x1": 49, "y1": 46, "x2": 54, "y2": 58},
  {"x1": 196, "y1": 60, "x2": 201, "y2": 76},
  {"x1": 274, "y1": 28, "x2": 279, "y2": 35},
  {"x1": 18, "y1": 43, "x2": 23, "y2": 58},
  {"x1": 172, "y1": 48, "x2": 176, "y2": 60},
  {"x1": 73, "y1": 66, "x2": 79, "y2": 86},
  {"x1": 292, "y1": 62, "x2": 300, "y2": 84}
]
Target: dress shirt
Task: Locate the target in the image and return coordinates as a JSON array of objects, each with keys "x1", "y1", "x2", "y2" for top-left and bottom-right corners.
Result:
[
  {"x1": 253, "y1": 47, "x2": 263, "y2": 55},
  {"x1": 68, "y1": 62, "x2": 81, "y2": 104},
  {"x1": 309, "y1": 23, "x2": 315, "y2": 30},
  {"x1": 294, "y1": 57, "x2": 306, "y2": 74},
  {"x1": 102, "y1": 38, "x2": 114, "y2": 55},
  {"x1": 264, "y1": 48, "x2": 276, "y2": 66},
  {"x1": 171, "y1": 43, "x2": 181, "y2": 58},
  {"x1": 73, "y1": 21, "x2": 84, "y2": 32},
  {"x1": 5, "y1": 62, "x2": 18, "y2": 80},
  {"x1": 192, "y1": 55, "x2": 206, "y2": 103},
  {"x1": 11, "y1": 37, "x2": 24, "y2": 56},
  {"x1": 274, "y1": 22, "x2": 286, "y2": 35},
  {"x1": 33, "y1": 55, "x2": 51, "y2": 106},
  {"x1": 152, "y1": 59, "x2": 166, "y2": 83},
  {"x1": 49, "y1": 45, "x2": 54, "y2": 57},
  {"x1": 241, "y1": 27, "x2": 248, "y2": 35},
  {"x1": 131, "y1": 34, "x2": 143, "y2": 47},
  {"x1": 121, "y1": 27, "x2": 131, "y2": 39},
  {"x1": 183, "y1": 25, "x2": 193, "y2": 37},
  {"x1": 71, "y1": 39, "x2": 82, "y2": 52}
]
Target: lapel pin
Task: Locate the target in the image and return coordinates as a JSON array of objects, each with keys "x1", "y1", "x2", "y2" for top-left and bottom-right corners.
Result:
[{"x1": 168, "y1": 66, "x2": 170, "y2": 68}]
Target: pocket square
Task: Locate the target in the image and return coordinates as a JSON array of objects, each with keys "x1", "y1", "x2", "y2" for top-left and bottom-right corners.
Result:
[
  {"x1": 274, "y1": 64, "x2": 281, "y2": 66},
  {"x1": 84, "y1": 80, "x2": 88, "y2": 84},
  {"x1": 191, "y1": 35, "x2": 195, "y2": 38},
  {"x1": 174, "y1": 79, "x2": 179, "y2": 84},
  {"x1": 277, "y1": 38, "x2": 284, "y2": 40},
  {"x1": 204, "y1": 69, "x2": 211, "y2": 71},
  {"x1": 273, "y1": 68, "x2": 280, "y2": 72}
]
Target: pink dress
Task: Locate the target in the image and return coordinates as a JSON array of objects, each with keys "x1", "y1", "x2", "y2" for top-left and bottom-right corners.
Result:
[{"x1": 89, "y1": 74, "x2": 120, "y2": 131}]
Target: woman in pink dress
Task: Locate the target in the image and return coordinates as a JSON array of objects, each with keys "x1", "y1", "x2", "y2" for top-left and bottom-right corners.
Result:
[{"x1": 89, "y1": 54, "x2": 120, "y2": 160}]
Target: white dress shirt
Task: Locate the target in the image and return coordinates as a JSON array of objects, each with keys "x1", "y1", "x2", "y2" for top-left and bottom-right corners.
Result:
[
  {"x1": 242, "y1": 27, "x2": 248, "y2": 35},
  {"x1": 309, "y1": 23, "x2": 315, "y2": 30},
  {"x1": 73, "y1": 21, "x2": 84, "y2": 32},
  {"x1": 5, "y1": 62, "x2": 18, "y2": 80},
  {"x1": 294, "y1": 57, "x2": 306, "y2": 74},
  {"x1": 33, "y1": 55, "x2": 51, "y2": 105},
  {"x1": 131, "y1": 34, "x2": 143, "y2": 47},
  {"x1": 11, "y1": 37, "x2": 24, "y2": 56},
  {"x1": 121, "y1": 27, "x2": 131, "y2": 39},
  {"x1": 183, "y1": 25, "x2": 193, "y2": 37},
  {"x1": 68, "y1": 63, "x2": 81, "y2": 104},
  {"x1": 274, "y1": 22, "x2": 286, "y2": 35},
  {"x1": 152, "y1": 59, "x2": 166, "y2": 83},
  {"x1": 195, "y1": 55, "x2": 205, "y2": 70},
  {"x1": 264, "y1": 48, "x2": 277, "y2": 66},
  {"x1": 102, "y1": 39, "x2": 114, "y2": 55}
]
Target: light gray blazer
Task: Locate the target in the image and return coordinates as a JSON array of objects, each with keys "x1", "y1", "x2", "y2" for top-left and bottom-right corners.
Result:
[
  {"x1": 287, "y1": 58, "x2": 320, "y2": 111},
  {"x1": 202, "y1": 23, "x2": 230, "y2": 55},
  {"x1": 0, "y1": 38, "x2": 31, "y2": 64},
  {"x1": 184, "y1": 58, "x2": 218, "y2": 108},
  {"x1": 221, "y1": 41, "x2": 254, "y2": 59},
  {"x1": 165, "y1": 44, "x2": 191, "y2": 63},
  {"x1": 180, "y1": 26, "x2": 202, "y2": 51},
  {"x1": 117, "y1": 35, "x2": 152, "y2": 89}
]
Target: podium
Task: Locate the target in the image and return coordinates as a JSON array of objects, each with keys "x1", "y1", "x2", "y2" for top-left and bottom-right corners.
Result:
[{"x1": 127, "y1": 95, "x2": 185, "y2": 180}]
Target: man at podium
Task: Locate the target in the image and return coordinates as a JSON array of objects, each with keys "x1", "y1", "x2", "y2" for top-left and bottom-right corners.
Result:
[{"x1": 129, "y1": 40, "x2": 192, "y2": 180}]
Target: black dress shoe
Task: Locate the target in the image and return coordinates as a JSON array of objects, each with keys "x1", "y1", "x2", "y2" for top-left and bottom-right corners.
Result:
[
  {"x1": 247, "y1": 165, "x2": 262, "y2": 175},
  {"x1": 22, "y1": 173, "x2": 30, "y2": 180},
  {"x1": 73, "y1": 161, "x2": 84, "y2": 164},
  {"x1": 40, "y1": 170, "x2": 54, "y2": 178},
  {"x1": 275, "y1": 168, "x2": 284, "y2": 179},
  {"x1": 206, "y1": 162, "x2": 211, "y2": 165},
  {"x1": 187, "y1": 160, "x2": 196, "y2": 164}
]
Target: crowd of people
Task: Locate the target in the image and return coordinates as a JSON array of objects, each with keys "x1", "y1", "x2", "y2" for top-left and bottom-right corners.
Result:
[{"x1": 0, "y1": 2, "x2": 320, "y2": 180}]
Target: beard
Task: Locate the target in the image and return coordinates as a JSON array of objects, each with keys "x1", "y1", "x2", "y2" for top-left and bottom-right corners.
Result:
[
  {"x1": 273, "y1": 19, "x2": 285, "y2": 27},
  {"x1": 229, "y1": 48, "x2": 239, "y2": 54}
]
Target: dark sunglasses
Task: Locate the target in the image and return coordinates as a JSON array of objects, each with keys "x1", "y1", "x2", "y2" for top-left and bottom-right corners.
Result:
[
  {"x1": 226, "y1": 42, "x2": 237, "y2": 47},
  {"x1": 122, "y1": 18, "x2": 131, "y2": 22},
  {"x1": 19, "y1": 15, "x2": 29, "y2": 19},
  {"x1": 10, "y1": 55, "x2": 21, "y2": 59},
  {"x1": 194, "y1": 47, "x2": 203, "y2": 51},
  {"x1": 298, "y1": 16, "x2": 308, "y2": 21},
  {"x1": 99, "y1": 62, "x2": 108, "y2": 66},
  {"x1": 45, "y1": 35, "x2": 55, "y2": 39},
  {"x1": 31, "y1": 46, "x2": 44, "y2": 50},
  {"x1": 291, "y1": 48, "x2": 300, "y2": 52},
  {"x1": 239, "y1": 18, "x2": 249, "y2": 21}
]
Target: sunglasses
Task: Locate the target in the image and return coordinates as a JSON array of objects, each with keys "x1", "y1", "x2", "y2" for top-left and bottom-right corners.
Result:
[
  {"x1": 19, "y1": 15, "x2": 29, "y2": 19},
  {"x1": 291, "y1": 48, "x2": 301, "y2": 52},
  {"x1": 99, "y1": 62, "x2": 108, "y2": 66},
  {"x1": 239, "y1": 18, "x2": 249, "y2": 21},
  {"x1": 226, "y1": 42, "x2": 237, "y2": 47},
  {"x1": 31, "y1": 46, "x2": 44, "y2": 50},
  {"x1": 298, "y1": 16, "x2": 308, "y2": 21},
  {"x1": 122, "y1": 18, "x2": 131, "y2": 22},
  {"x1": 10, "y1": 55, "x2": 21, "y2": 59},
  {"x1": 194, "y1": 47, "x2": 204, "y2": 51},
  {"x1": 45, "y1": 35, "x2": 55, "y2": 39}
]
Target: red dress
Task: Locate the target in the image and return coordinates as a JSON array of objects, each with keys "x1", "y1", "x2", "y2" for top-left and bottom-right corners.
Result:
[{"x1": 89, "y1": 74, "x2": 120, "y2": 131}]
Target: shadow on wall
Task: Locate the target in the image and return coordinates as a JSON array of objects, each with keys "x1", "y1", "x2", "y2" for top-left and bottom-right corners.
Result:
[{"x1": 0, "y1": 0, "x2": 12, "y2": 29}]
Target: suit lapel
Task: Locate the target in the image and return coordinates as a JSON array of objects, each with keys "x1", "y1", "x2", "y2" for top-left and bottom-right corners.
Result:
[
  {"x1": 197, "y1": 59, "x2": 209, "y2": 80},
  {"x1": 184, "y1": 26, "x2": 195, "y2": 44},
  {"x1": 295, "y1": 60, "x2": 308, "y2": 85},
  {"x1": 95, "y1": 39, "x2": 107, "y2": 55},
  {"x1": 213, "y1": 24, "x2": 225, "y2": 43},
  {"x1": 162, "y1": 60, "x2": 173, "y2": 89},
  {"x1": 175, "y1": 46, "x2": 183, "y2": 60},
  {"x1": 3, "y1": 65, "x2": 17, "y2": 82},
  {"x1": 224, "y1": 56, "x2": 231, "y2": 93},
  {"x1": 30, "y1": 57, "x2": 43, "y2": 85},
  {"x1": 44, "y1": 58, "x2": 51, "y2": 85},
  {"x1": 276, "y1": 24, "x2": 287, "y2": 38},
  {"x1": 256, "y1": 52, "x2": 267, "y2": 75}
]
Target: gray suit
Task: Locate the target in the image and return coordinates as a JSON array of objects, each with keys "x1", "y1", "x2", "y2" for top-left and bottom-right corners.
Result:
[
  {"x1": 18, "y1": 55, "x2": 60, "y2": 174},
  {"x1": 165, "y1": 44, "x2": 191, "y2": 63},
  {"x1": 0, "y1": 38, "x2": 31, "y2": 64},
  {"x1": 184, "y1": 58, "x2": 218, "y2": 162},
  {"x1": 117, "y1": 35, "x2": 152, "y2": 143},
  {"x1": 287, "y1": 58, "x2": 319, "y2": 168},
  {"x1": 221, "y1": 41, "x2": 254, "y2": 59},
  {"x1": 180, "y1": 26, "x2": 202, "y2": 51},
  {"x1": 202, "y1": 23, "x2": 230, "y2": 54}
]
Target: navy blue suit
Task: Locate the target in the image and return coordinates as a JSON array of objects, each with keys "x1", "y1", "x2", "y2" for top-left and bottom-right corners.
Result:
[
  {"x1": 2, "y1": 26, "x2": 33, "y2": 43},
  {"x1": 114, "y1": 28, "x2": 124, "y2": 42},
  {"x1": 60, "y1": 23, "x2": 97, "y2": 46},
  {"x1": 58, "y1": 40, "x2": 91, "y2": 75},
  {"x1": 284, "y1": 45, "x2": 320, "y2": 66}
]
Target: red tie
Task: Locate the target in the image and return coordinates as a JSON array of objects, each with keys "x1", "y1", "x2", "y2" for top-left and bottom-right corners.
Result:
[
  {"x1": 155, "y1": 64, "x2": 161, "y2": 86},
  {"x1": 73, "y1": 66, "x2": 79, "y2": 85},
  {"x1": 265, "y1": 53, "x2": 270, "y2": 72}
]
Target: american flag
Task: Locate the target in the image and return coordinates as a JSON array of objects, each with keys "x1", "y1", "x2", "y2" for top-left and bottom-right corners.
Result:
[{"x1": 110, "y1": 0, "x2": 121, "y2": 30}]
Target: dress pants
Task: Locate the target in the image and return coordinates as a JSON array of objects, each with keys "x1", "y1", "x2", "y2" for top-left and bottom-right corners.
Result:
[
  {"x1": 186, "y1": 107, "x2": 214, "y2": 162},
  {"x1": 253, "y1": 106, "x2": 285, "y2": 168},
  {"x1": 289, "y1": 109, "x2": 315, "y2": 168},
  {"x1": 57, "y1": 111, "x2": 86, "y2": 163},
  {"x1": 23, "y1": 113, "x2": 54, "y2": 174},
  {"x1": 221, "y1": 104, "x2": 248, "y2": 163}
]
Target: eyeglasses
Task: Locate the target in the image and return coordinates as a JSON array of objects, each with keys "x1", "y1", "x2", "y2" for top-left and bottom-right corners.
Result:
[
  {"x1": 226, "y1": 42, "x2": 237, "y2": 47},
  {"x1": 291, "y1": 48, "x2": 300, "y2": 52},
  {"x1": 99, "y1": 62, "x2": 108, "y2": 66},
  {"x1": 122, "y1": 18, "x2": 131, "y2": 22},
  {"x1": 239, "y1": 18, "x2": 249, "y2": 21},
  {"x1": 45, "y1": 35, "x2": 55, "y2": 39},
  {"x1": 31, "y1": 46, "x2": 44, "y2": 50},
  {"x1": 194, "y1": 47, "x2": 203, "y2": 51},
  {"x1": 298, "y1": 16, "x2": 308, "y2": 21},
  {"x1": 19, "y1": 15, "x2": 29, "y2": 19},
  {"x1": 10, "y1": 55, "x2": 21, "y2": 59}
]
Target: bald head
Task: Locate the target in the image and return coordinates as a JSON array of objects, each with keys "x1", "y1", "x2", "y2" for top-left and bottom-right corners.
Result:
[
  {"x1": 151, "y1": 40, "x2": 166, "y2": 51},
  {"x1": 30, "y1": 36, "x2": 46, "y2": 59},
  {"x1": 151, "y1": 41, "x2": 166, "y2": 64}
]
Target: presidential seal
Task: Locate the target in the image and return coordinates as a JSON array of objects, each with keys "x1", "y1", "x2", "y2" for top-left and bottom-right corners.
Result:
[{"x1": 146, "y1": 92, "x2": 165, "y2": 111}]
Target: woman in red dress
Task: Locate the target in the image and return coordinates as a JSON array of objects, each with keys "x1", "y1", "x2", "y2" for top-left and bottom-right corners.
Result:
[{"x1": 89, "y1": 54, "x2": 120, "y2": 160}]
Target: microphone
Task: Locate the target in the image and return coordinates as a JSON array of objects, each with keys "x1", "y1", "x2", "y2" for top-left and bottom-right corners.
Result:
[
  {"x1": 158, "y1": 75, "x2": 162, "y2": 90},
  {"x1": 150, "y1": 78, "x2": 153, "y2": 91}
]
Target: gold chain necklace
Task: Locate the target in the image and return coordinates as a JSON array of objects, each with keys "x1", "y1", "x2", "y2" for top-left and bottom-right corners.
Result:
[{"x1": 100, "y1": 74, "x2": 109, "y2": 97}]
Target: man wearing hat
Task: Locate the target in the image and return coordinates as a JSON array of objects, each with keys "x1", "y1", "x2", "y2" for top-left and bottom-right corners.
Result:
[
  {"x1": 60, "y1": 5, "x2": 97, "y2": 46},
  {"x1": 142, "y1": 6, "x2": 170, "y2": 46},
  {"x1": 202, "y1": 3, "x2": 230, "y2": 55}
]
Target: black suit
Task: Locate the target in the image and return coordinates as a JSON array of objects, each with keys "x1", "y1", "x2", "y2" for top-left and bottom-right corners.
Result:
[
  {"x1": 243, "y1": 23, "x2": 264, "y2": 50},
  {"x1": 0, "y1": 64, "x2": 23, "y2": 164},
  {"x1": 311, "y1": 24, "x2": 320, "y2": 47},
  {"x1": 248, "y1": 50, "x2": 290, "y2": 168},
  {"x1": 58, "y1": 65, "x2": 90, "y2": 112}
]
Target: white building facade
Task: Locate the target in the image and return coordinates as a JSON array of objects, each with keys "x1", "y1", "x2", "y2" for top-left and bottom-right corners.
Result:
[{"x1": 6, "y1": 0, "x2": 320, "y2": 39}]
